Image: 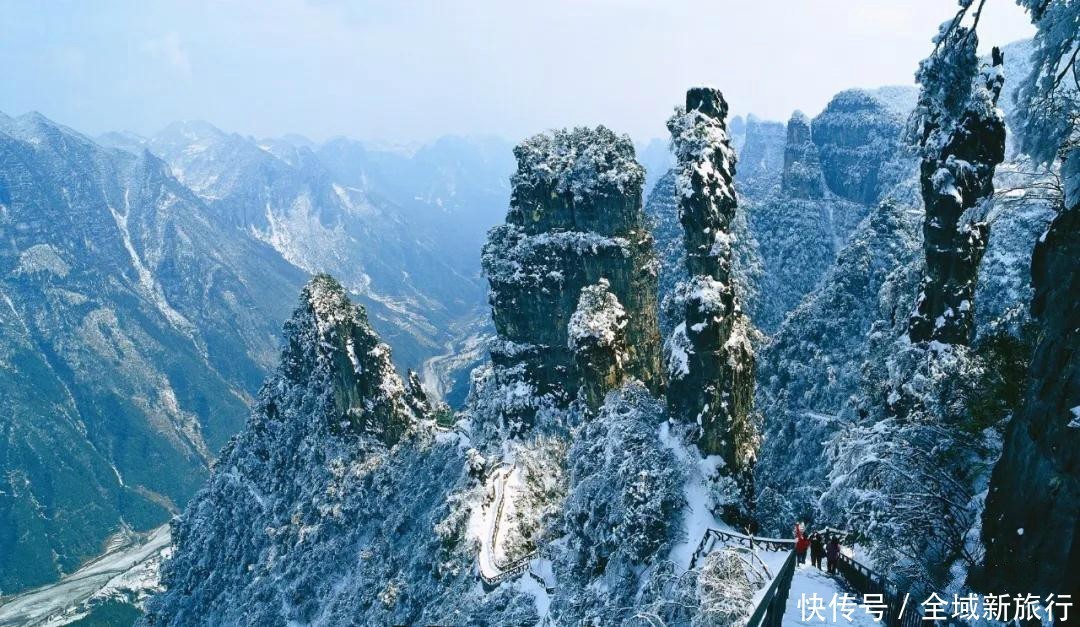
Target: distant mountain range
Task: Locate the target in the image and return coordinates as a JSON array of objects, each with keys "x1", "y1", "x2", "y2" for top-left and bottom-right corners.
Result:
[{"x1": 0, "y1": 111, "x2": 513, "y2": 595}]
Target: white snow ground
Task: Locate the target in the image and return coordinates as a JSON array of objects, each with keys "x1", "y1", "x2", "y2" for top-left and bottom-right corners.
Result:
[
  {"x1": 0, "y1": 525, "x2": 170, "y2": 627},
  {"x1": 658, "y1": 421, "x2": 732, "y2": 569},
  {"x1": 783, "y1": 564, "x2": 880, "y2": 627}
]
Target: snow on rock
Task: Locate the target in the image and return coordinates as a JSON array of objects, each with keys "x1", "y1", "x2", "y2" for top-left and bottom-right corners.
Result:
[
  {"x1": 567, "y1": 279, "x2": 627, "y2": 352},
  {"x1": 659, "y1": 420, "x2": 729, "y2": 570},
  {"x1": 511, "y1": 126, "x2": 644, "y2": 203},
  {"x1": 12, "y1": 243, "x2": 70, "y2": 278}
]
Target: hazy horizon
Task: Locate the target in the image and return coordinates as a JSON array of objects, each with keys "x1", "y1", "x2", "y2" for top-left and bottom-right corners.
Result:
[{"x1": 1, "y1": 1, "x2": 1036, "y2": 145}]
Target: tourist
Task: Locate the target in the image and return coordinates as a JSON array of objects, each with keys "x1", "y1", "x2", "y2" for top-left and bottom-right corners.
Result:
[
  {"x1": 810, "y1": 532, "x2": 825, "y2": 569},
  {"x1": 795, "y1": 524, "x2": 810, "y2": 565},
  {"x1": 826, "y1": 536, "x2": 841, "y2": 574}
]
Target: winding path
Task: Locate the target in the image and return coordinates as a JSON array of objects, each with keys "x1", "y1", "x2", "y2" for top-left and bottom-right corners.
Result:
[{"x1": 477, "y1": 466, "x2": 514, "y2": 581}]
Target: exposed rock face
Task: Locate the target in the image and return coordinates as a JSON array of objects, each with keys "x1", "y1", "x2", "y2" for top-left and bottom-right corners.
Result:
[
  {"x1": 781, "y1": 111, "x2": 825, "y2": 199},
  {"x1": 567, "y1": 279, "x2": 629, "y2": 410},
  {"x1": 645, "y1": 169, "x2": 762, "y2": 339},
  {"x1": 742, "y1": 109, "x2": 871, "y2": 333},
  {"x1": 281, "y1": 275, "x2": 415, "y2": 445},
  {"x1": 812, "y1": 89, "x2": 908, "y2": 205},
  {"x1": 737, "y1": 115, "x2": 786, "y2": 196},
  {"x1": 481, "y1": 127, "x2": 663, "y2": 421},
  {"x1": 664, "y1": 88, "x2": 756, "y2": 472},
  {"x1": 909, "y1": 48, "x2": 1006, "y2": 345},
  {"x1": 979, "y1": 199, "x2": 1079, "y2": 598}
]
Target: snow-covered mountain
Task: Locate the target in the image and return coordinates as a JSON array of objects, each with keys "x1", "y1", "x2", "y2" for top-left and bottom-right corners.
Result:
[
  {"x1": 2, "y1": 26, "x2": 1075, "y2": 625},
  {"x1": 122, "y1": 121, "x2": 511, "y2": 370},
  {"x1": 0, "y1": 112, "x2": 510, "y2": 601}
]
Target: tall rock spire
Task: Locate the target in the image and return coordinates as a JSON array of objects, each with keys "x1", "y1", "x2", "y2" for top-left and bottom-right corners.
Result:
[
  {"x1": 665, "y1": 87, "x2": 756, "y2": 473},
  {"x1": 481, "y1": 126, "x2": 663, "y2": 420},
  {"x1": 781, "y1": 111, "x2": 826, "y2": 199},
  {"x1": 909, "y1": 43, "x2": 1006, "y2": 345}
]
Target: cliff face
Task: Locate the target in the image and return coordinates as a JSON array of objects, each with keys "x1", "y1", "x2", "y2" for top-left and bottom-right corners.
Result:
[
  {"x1": 745, "y1": 109, "x2": 871, "y2": 333},
  {"x1": 567, "y1": 279, "x2": 630, "y2": 410},
  {"x1": 664, "y1": 88, "x2": 756, "y2": 474},
  {"x1": 812, "y1": 89, "x2": 908, "y2": 205},
  {"x1": 481, "y1": 127, "x2": 663, "y2": 417},
  {"x1": 979, "y1": 200, "x2": 1080, "y2": 598},
  {"x1": 781, "y1": 111, "x2": 826, "y2": 199},
  {"x1": 646, "y1": 169, "x2": 762, "y2": 339},
  {"x1": 737, "y1": 116, "x2": 786, "y2": 196}
]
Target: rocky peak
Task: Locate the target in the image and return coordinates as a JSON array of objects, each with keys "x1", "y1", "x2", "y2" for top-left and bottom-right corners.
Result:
[
  {"x1": 665, "y1": 87, "x2": 757, "y2": 477},
  {"x1": 283, "y1": 274, "x2": 414, "y2": 445},
  {"x1": 781, "y1": 110, "x2": 826, "y2": 199},
  {"x1": 811, "y1": 89, "x2": 907, "y2": 204},
  {"x1": 482, "y1": 127, "x2": 662, "y2": 423},
  {"x1": 507, "y1": 126, "x2": 646, "y2": 236}
]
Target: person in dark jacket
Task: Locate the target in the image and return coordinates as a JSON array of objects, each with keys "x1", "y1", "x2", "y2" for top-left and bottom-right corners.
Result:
[
  {"x1": 810, "y1": 532, "x2": 825, "y2": 569},
  {"x1": 795, "y1": 524, "x2": 810, "y2": 565},
  {"x1": 826, "y1": 536, "x2": 841, "y2": 574}
]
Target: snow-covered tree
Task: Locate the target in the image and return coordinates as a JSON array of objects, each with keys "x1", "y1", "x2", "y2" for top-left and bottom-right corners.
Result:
[
  {"x1": 1012, "y1": 0, "x2": 1080, "y2": 204},
  {"x1": 551, "y1": 383, "x2": 685, "y2": 623}
]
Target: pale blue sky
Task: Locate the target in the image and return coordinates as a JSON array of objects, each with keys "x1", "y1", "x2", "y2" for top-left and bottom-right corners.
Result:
[{"x1": 0, "y1": 0, "x2": 1035, "y2": 144}]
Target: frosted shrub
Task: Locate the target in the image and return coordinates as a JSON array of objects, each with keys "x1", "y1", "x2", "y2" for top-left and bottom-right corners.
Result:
[
  {"x1": 562, "y1": 384, "x2": 683, "y2": 571},
  {"x1": 693, "y1": 548, "x2": 762, "y2": 627}
]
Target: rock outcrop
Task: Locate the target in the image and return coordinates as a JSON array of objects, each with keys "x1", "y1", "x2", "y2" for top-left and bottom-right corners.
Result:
[
  {"x1": 143, "y1": 276, "x2": 446, "y2": 625},
  {"x1": 909, "y1": 47, "x2": 1006, "y2": 345},
  {"x1": 781, "y1": 111, "x2": 825, "y2": 199},
  {"x1": 481, "y1": 127, "x2": 663, "y2": 421},
  {"x1": 737, "y1": 115, "x2": 786, "y2": 196},
  {"x1": 567, "y1": 279, "x2": 629, "y2": 410},
  {"x1": 812, "y1": 89, "x2": 909, "y2": 205},
  {"x1": 280, "y1": 275, "x2": 416, "y2": 444},
  {"x1": 978, "y1": 199, "x2": 1079, "y2": 598},
  {"x1": 664, "y1": 87, "x2": 756, "y2": 473}
]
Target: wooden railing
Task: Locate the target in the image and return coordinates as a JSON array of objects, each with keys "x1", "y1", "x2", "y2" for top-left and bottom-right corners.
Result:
[
  {"x1": 690, "y1": 528, "x2": 795, "y2": 568},
  {"x1": 479, "y1": 550, "x2": 540, "y2": 587},
  {"x1": 834, "y1": 553, "x2": 923, "y2": 627},
  {"x1": 745, "y1": 549, "x2": 798, "y2": 627},
  {"x1": 732, "y1": 528, "x2": 920, "y2": 627}
]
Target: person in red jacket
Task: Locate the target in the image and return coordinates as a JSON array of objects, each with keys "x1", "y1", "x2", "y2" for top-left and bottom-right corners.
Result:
[{"x1": 794, "y1": 523, "x2": 810, "y2": 565}]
